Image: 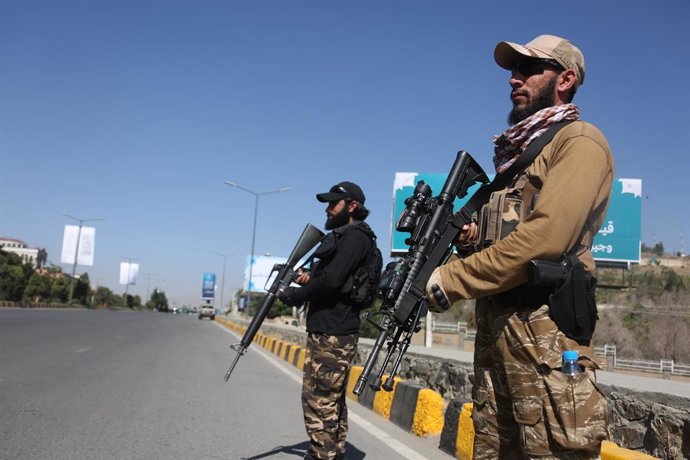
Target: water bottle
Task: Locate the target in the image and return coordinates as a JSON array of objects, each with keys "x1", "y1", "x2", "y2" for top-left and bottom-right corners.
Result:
[{"x1": 562, "y1": 350, "x2": 581, "y2": 376}]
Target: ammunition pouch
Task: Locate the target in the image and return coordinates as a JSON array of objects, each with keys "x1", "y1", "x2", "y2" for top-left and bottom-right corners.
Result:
[{"x1": 477, "y1": 187, "x2": 523, "y2": 249}]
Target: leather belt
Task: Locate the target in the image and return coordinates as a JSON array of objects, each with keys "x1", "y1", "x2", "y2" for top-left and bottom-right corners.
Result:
[{"x1": 489, "y1": 284, "x2": 553, "y2": 309}]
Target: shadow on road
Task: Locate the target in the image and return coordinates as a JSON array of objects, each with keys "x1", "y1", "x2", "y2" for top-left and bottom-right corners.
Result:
[{"x1": 241, "y1": 441, "x2": 366, "y2": 459}]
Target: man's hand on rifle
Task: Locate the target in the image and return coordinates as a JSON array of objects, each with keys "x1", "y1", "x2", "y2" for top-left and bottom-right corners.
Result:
[
  {"x1": 426, "y1": 268, "x2": 451, "y2": 313},
  {"x1": 278, "y1": 269, "x2": 310, "y2": 307},
  {"x1": 294, "y1": 268, "x2": 311, "y2": 285},
  {"x1": 426, "y1": 222, "x2": 475, "y2": 312},
  {"x1": 455, "y1": 222, "x2": 478, "y2": 251},
  {"x1": 279, "y1": 287, "x2": 302, "y2": 306}
]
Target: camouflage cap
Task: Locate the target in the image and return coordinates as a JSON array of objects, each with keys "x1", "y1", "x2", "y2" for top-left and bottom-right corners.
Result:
[{"x1": 494, "y1": 34, "x2": 585, "y2": 87}]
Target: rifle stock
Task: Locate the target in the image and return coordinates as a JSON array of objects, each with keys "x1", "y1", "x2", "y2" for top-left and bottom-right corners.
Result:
[
  {"x1": 354, "y1": 150, "x2": 489, "y2": 395},
  {"x1": 224, "y1": 223, "x2": 324, "y2": 382}
]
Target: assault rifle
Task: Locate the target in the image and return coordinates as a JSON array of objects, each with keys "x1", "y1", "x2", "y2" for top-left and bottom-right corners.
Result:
[
  {"x1": 224, "y1": 223, "x2": 324, "y2": 382},
  {"x1": 353, "y1": 150, "x2": 490, "y2": 395},
  {"x1": 353, "y1": 123, "x2": 576, "y2": 395}
]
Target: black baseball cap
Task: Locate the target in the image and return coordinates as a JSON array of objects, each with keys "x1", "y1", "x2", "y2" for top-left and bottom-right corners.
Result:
[{"x1": 316, "y1": 181, "x2": 366, "y2": 204}]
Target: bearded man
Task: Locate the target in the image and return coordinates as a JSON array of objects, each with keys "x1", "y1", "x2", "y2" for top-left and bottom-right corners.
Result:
[
  {"x1": 426, "y1": 35, "x2": 613, "y2": 459},
  {"x1": 280, "y1": 181, "x2": 377, "y2": 460}
]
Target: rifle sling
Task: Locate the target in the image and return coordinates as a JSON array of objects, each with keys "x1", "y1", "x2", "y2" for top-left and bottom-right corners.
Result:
[{"x1": 459, "y1": 120, "x2": 573, "y2": 222}]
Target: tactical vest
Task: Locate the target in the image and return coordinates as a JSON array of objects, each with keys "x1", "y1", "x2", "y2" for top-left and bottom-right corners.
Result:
[
  {"x1": 477, "y1": 173, "x2": 533, "y2": 248},
  {"x1": 476, "y1": 170, "x2": 599, "y2": 343}
]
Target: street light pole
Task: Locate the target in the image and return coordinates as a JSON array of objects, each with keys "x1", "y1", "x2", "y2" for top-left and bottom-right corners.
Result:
[
  {"x1": 60, "y1": 213, "x2": 105, "y2": 304},
  {"x1": 142, "y1": 273, "x2": 156, "y2": 304},
  {"x1": 214, "y1": 252, "x2": 235, "y2": 312},
  {"x1": 224, "y1": 182, "x2": 290, "y2": 311},
  {"x1": 121, "y1": 257, "x2": 139, "y2": 297}
]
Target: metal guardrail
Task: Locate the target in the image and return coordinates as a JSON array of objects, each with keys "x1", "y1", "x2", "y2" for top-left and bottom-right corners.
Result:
[
  {"x1": 593, "y1": 344, "x2": 690, "y2": 377},
  {"x1": 432, "y1": 320, "x2": 475, "y2": 339},
  {"x1": 431, "y1": 321, "x2": 460, "y2": 333},
  {"x1": 660, "y1": 359, "x2": 690, "y2": 377},
  {"x1": 615, "y1": 358, "x2": 663, "y2": 373},
  {"x1": 435, "y1": 324, "x2": 690, "y2": 378}
]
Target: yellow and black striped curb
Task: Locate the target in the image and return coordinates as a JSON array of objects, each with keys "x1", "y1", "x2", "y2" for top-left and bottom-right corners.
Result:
[
  {"x1": 217, "y1": 317, "x2": 308, "y2": 370},
  {"x1": 215, "y1": 317, "x2": 442, "y2": 437},
  {"x1": 346, "y1": 365, "x2": 444, "y2": 437},
  {"x1": 215, "y1": 317, "x2": 658, "y2": 459}
]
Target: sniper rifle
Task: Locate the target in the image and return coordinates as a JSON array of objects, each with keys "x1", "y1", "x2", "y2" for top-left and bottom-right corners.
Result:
[{"x1": 353, "y1": 150, "x2": 490, "y2": 395}]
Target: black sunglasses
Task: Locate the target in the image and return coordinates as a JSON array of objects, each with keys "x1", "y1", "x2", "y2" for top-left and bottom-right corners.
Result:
[{"x1": 511, "y1": 58, "x2": 564, "y2": 77}]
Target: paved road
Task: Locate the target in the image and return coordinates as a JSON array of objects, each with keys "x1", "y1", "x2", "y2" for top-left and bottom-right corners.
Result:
[{"x1": 0, "y1": 309, "x2": 450, "y2": 460}]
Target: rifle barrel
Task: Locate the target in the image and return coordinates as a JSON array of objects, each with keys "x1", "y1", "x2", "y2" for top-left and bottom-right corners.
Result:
[
  {"x1": 223, "y1": 344, "x2": 247, "y2": 382},
  {"x1": 353, "y1": 325, "x2": 389, "y2": 395}
]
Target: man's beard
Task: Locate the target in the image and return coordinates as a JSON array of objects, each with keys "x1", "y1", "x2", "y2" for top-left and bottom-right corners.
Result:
[
  {"x1": 508, "y1": 75, "x2": 558, "y2": 125},
  {"x1": 325, "y1": 206, "x2": 350, "y2": 230}
]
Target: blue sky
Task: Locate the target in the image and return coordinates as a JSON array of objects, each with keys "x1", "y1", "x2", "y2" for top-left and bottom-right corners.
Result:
[{"x1": 2, "y1": 1, "x2": 688, "y2": 308}]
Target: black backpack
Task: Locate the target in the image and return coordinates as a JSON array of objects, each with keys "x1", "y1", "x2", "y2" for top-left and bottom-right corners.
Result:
[{"x1": 340, "y1": 223, "x2": 383, "y2": 309}]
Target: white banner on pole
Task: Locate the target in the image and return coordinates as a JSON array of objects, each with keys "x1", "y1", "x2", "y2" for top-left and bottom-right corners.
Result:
[
  {"x1": 119, "y1": 262, "x2": 139, "y2": 285},
  {"x1": 60, "y1": 225, "x2": 96, "y2": 266},
  {"x1": 244, "y1": 255, "x2": 287, "y2": 292}
]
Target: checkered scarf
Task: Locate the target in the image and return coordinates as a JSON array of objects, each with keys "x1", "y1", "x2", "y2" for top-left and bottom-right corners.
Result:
[{"x1": 492, "y1": 104, "x2": 580, "y2": 173}]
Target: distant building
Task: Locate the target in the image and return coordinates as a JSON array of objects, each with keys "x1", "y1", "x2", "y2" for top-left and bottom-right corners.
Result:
[{"x1": 0, "y1": 237, "x2": 40, "y2": 268}]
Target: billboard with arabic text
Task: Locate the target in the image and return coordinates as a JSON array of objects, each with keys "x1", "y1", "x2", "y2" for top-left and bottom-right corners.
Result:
[{"x1": 391, "y1": 174, "x2": 641, "y2": 265}]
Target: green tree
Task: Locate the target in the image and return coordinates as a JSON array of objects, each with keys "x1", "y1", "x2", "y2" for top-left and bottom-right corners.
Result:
[
  {"x1": 0, "y1": 265, "x2": 25, "y2": 301},
  {"x1": 50, "y1": 276, "x2": 70, "y2": 303},
  {"x1": 23, "y1": 272, "x2": 52, "y2": 302},
  {"x1": 132, "y1": 295, "x2": 142, "y2": 309},
  {"x1": 662, "y1": 268, "x2": 685, "y2": 293},
  {"x1": 93, "y1": 286, "x2": 118, "y2": 308},
  {"x1": 631, "y1": 267, "x2": 688, "y2": 303},
  {"x1": 72, "y1": 273, "x2": 91, "y2": 305},
  {"x1": 0, "y1": 249, "x2": 31, "y2": 301},
  {"x1": 46, "y1": 265, "x2": 63, "y2": 275},
  {"x1": 149, "y1": 289, "x2": 168, "y2": 311}
]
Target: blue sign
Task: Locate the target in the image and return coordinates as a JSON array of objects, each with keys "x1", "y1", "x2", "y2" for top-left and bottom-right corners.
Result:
[
  {"x1": 390, "y1": 173, "x2": 641, "y2": 264},
  {"x1": 391, "y1": 172, "x2": 484, "y2": 254},
  {"x1": 201, "y1": 272, "x2": 216, "y2": 299},
  {"x1": 591, "y1": 179, "x2": 642, "y2": 263}
]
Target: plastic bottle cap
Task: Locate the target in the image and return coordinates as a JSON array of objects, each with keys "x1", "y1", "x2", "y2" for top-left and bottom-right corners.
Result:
[{"x1": 563, "y1": 350, "x2": 579, "y2": 360}]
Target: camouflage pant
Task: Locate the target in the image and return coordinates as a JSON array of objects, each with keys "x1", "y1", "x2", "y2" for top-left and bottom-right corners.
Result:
[
  {"x1": 472, "y1": 300, "x2": 608, "y2": 460},
  {"x1": 302, "y1": 333, "x2": 358, "y2": 460}
]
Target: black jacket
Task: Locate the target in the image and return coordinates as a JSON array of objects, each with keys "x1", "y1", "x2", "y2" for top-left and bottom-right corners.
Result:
[{"x1": 292, "y1": 222, "x2": 373, "y2": 335}]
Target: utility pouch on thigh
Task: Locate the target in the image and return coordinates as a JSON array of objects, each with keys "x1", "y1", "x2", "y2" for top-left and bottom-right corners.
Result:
[
  {"x1": 547, "y1": 254, "x2": 598, "y2": 343},
  {"x1": 514, "y1": 365, "x2": 608, "y2": 455},
  {"x1": 505, "y1": 310, "x2": 608, "y2": 456}
]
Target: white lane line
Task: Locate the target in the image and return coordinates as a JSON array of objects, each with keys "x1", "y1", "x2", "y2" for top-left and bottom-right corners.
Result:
[
  {"x1": 215, "y1": 323, "x2": 428, "y2": 460},
  {"x1": 73, "y1": 347, "x2": 92, "y2": 353}
]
